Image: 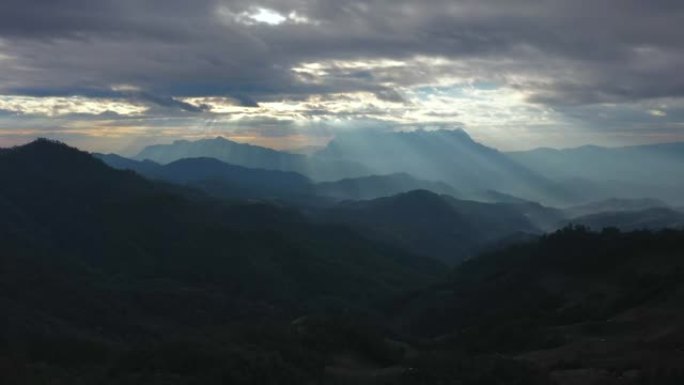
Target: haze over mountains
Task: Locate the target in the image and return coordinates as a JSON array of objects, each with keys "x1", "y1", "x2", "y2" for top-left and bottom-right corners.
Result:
[
  {"x1": 134, "y1": 136, "x2": 371, "y2": 182},
  {"x1": 128, "y1": 129, "x2": 684, "y2": 206},
  {"x1": 2, "y1": 0, "x2": 684, "y2": 382},
  {"x1": 94, "y1": 129, "x2": 684, "y2": 264},
  {"x1": 3, "y1": 136, "x2": 684, "y2": 384},
  {"x1": 0, "y1": 136, "x2": 684, "y2": 385},
  {"x1": 97, "y1": 153, "x2": 316, "y2": 202},
  {"x1": 509, "y1": 143, "x2": 684, "y2": 204}
]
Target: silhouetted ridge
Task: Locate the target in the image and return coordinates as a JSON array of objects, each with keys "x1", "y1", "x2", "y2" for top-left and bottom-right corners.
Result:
[
  {"x1": 315, "y1": 172, "x2": 460, "y2": 201},
  {"x1": 136, "y1": 136, "x2": 306, "y2": 169},
  {"x1": 0, "y1": 138, "x2": 156, "y2": 201},
  {"x1": 1, "y1": 139, "x2": 444, "y2": 344},
  {"x1": 134, "y1": 136, "x2": 372, "y2": 180},
  {"x1": 509, "y1": 142, "x2": 684, "y2": 204},
  {"x1": 97, "y1": 153, "x2": 316, "y2": 201},
  {"x1": 315, "y1": 129, "x2": 575, "y2": 205},
  {"x1": 567, "y1": 207, "x2": 684, "y2": 231},
  {"x1": 317, "y1": 189, "x2": 543, "y2": 264}
]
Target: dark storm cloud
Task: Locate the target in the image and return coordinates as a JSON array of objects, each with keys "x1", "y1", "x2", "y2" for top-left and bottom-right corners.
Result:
[{"x1": 0, "y1": 0, "x2": 682, "y2": 117}]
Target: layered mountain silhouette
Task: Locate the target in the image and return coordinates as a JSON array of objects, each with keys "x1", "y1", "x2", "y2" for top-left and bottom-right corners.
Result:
[
  {"x1": 4, "y1": 138, "x2": 684, "y2": 384},
  {"x1": 133, "y1": 130, "x2": 578, "y2": 205},
  {"x1": 137, "y1": 136, "x2": 307, "y2": 168},
  {"x1": 1, "y1": 140, "x2": 444, "y2": 340},
  {"x1": 132, "y1": 131, "x2": 684, "y2": 207},
  {"x1": 315, "y1": 190, "x2": 563, "y2": 264},
  {"x1": 134, "y1": 136, "x2": 371, "y2": 181},
  {"x1": 567, "y1": 207, "x2": 684, "y2": 231},
  {"x1": 314, "y1": 172, "x2": 460, "y2": 201},
  {"x1": 564, "y1": 197, "x2": 670, "y2": 218},
  {"x1": 314, "y1": 129, "x2": 577, "y2": 205},
  {"x1": 509, "y1": 142, "x2": 684, "y2": 204},
  {"x1": 97, "y1": 153, "x2": 316, "y2": 201}
]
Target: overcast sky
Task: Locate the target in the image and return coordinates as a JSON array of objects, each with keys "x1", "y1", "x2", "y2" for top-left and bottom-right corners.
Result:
[{"x1": 0, "y1": 0, "x2": 682, "y2": 153}]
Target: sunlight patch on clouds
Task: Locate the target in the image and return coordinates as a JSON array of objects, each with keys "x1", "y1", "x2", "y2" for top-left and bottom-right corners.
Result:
[
  {"x1": 183, "y1": 85, "x2": 557, "y2": 139},
  {"x1": 247, "y1": 8, "x2": 286, "y2": 25},
  {"x1": 0, "y1": 96, "x2": 147, "y2": 117},
  {"x1": 111, "y1": 84, "x2": 142, "y2": 92},
  {"x1": 217, "y1": 6, "x2": 316, "y2": 26},
  {"x1": 292, "y1": 56, "x2": 474, "y2": 88},
  {"x1": 405, "y1": 86, "x2": 557, "y2": 128},
  {"x1": 293, "y1": 59, "x2": 407, "y2": 76}
]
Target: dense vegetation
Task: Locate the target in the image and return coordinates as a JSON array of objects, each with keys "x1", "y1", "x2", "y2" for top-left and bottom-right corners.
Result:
[
  {"x1": 396, "y1": 226, "x2": 684, "y2": 383},
  {"x1": 3, "y1": 139, "x2": 684, "y2": 384},
  {"x1": 0, "y1": 140, "x2": 444, "y2": 383}
]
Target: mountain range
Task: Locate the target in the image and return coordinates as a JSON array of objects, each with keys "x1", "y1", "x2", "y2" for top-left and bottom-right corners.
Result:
[
  {"x1": 315, "y1": 190, "x2": 559, "y2": 264},
  {"x1": 134, "y1": 136, "x2": 371, "y2": 181},
  {"x1": 97, "y1": 153, "x2": 316, "y2": 202},
  {"x1": 508, "y1": 142, "x2": 684, "y2": 204},
  {"x1": 133, "y1": 130, "x2": 684, "y2": 207},
  {"x1": 315, "y1": 129, "x2": 578, "y2": 205},
  {"x1": 98, "y1": 133, "x2": 684, "y2": 263},
  {"x1": 3, "y1": 135, "x2": 684, "y2": 384},
  {"x1": 1, "y1": 139, "x2": 443, "y2": 318}
]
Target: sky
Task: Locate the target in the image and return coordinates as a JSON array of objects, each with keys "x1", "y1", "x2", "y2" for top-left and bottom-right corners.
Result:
[{"x1": 0, "y1": 0, "x2": 683, "y2": 154}]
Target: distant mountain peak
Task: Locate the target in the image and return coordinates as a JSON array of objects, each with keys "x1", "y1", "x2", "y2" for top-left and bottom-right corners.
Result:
[{"x1": 315, "y1": 128, "x2": 570, "y2": 204}]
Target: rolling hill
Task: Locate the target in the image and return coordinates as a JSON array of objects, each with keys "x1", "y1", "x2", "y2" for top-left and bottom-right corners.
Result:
[
  {"x1": 396, "y1": 226, "x2": 684, "y2": 383},
  {"x1": 315, "y1": 172, "x2": 460, "y2": 201},
  {"x1": 314, "y1": 190, "x2": 562, "y2": 264}
]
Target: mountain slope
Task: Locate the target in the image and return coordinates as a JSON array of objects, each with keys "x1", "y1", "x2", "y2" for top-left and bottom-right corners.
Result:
[
  {"x1": 564, "y1": 197, "x2": 669, "y2": 218},
  {"x1": 137, "y1": 136, "x2": 306, "y2": 168},
  {"x1": 315, "y1": 129, "x2": 576, "y2": 205},
  {"x1": 98, "y1": 153, "x2": 315, "y2": 201},
  {"x1": 397, "y1": 226, "x2": 684, "y2": 383},
  {"x1": 134, "y1": 136, "x2": 371, "y2": 181},
  {"x1": 509, "y1": 142, "x2": 684, "y2": 204},
  {"x1": 315, "y1": 190, "x2": 558, "y2": 264},
  {"x1": 566, "y1": 207, "x2": 684, "y2": 231},
  {"x1": 0, "y1": 140, "x2": 444, "y2": 338},
  {"x1": 315, "y1": 172, "x2": 460, "y2": 201}
]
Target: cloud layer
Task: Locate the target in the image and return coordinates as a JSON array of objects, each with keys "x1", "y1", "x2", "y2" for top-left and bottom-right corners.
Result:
[{"x1": 0, "y1": 0, "x2": 682, "y2": 151}]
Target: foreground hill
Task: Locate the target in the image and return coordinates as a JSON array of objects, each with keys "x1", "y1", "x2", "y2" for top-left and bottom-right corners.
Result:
[
  {"x1": 1, "y1": 139, "x2": 442, "y2": 315},
  {"x1": 397, "y1": 226, "x2": 684, "y2": 383},
  {"x1": 6, "y1": 140, "x2": 684, "y2": 384},
  {"x1": 0, "y1": 139, "x2": 450, "y2": 383}
]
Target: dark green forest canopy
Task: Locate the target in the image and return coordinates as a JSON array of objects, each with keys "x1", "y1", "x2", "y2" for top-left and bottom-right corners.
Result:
[{"x1": 3, "y1": 140, "x2": 684, "y2": 384}]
